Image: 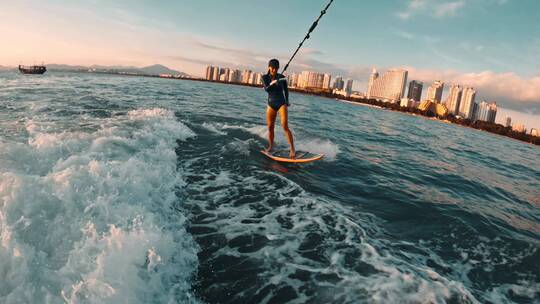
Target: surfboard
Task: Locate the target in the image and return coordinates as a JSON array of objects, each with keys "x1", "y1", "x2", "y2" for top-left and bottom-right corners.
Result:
[{"x1": 261, "y1": 149, "x2": 324, "y2": 163}]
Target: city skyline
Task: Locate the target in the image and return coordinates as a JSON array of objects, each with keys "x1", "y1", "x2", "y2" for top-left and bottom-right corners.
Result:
[
  {"x1": 202, "y1": 64, "x2": 540, "y2": 134},
  {"x1": 1, "y1": 0, "x2": 539, "y2": 129}
]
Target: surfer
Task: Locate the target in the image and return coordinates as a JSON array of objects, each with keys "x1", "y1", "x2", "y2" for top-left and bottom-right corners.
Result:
[{"x1": 262, "y1": 59, "x2": 295, "y2": 158}]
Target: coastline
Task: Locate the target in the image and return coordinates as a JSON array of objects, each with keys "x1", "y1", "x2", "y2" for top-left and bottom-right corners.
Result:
[{"x1": 17, "y1": 69, "x2": 539, "y2": 147}]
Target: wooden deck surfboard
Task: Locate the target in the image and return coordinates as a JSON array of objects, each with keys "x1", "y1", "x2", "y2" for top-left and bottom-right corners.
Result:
[{"x1": 261, "y1": 149, "x2": 324, "y2": 163}]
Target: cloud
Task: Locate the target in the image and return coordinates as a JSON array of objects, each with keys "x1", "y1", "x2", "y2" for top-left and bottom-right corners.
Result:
[
  {"x1": 397, "y1": 0, "x2": 467, "y2": 20},
  {"x1": 435, "y1": 1, "x2": 465, "y2": 17},
  {"x1": 397, "y1": 0, "x2": 429, "y2": 20},
  {"x1": 298, "y1": 48, "x2": 324, "y2": 56},
  {"x1": 394, "y1": 30, "x2": 415, "y2": 40},
  {"x1": 169, "y1": 38, "x2": 345, "y2": 75}
]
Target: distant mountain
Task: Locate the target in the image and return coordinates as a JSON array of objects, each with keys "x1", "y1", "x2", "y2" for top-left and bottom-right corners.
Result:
[
  {"x1": 0, "y1": 65, "x2": 14, "y2": 71},
  {"x1": 139, "y1": 64, "x2": 188, "y2": 76},
  {"x1": 46, "y1": 63, "x2": 189, "y2": 76}
]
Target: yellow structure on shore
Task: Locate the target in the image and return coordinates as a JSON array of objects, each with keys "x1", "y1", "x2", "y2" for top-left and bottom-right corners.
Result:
[{"x1": 418, "y1": 100, "x2": 449, "y2": 117}]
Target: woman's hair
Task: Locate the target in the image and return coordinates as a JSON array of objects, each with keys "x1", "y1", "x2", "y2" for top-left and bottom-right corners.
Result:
[{"x1": 268, "y1": 58, "x2": 280, "y2": 70}]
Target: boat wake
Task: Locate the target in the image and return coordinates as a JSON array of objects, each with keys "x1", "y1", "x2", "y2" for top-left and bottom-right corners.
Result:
[{"x1": 0, "y1": 108, "x2": 199, "y2": 303}]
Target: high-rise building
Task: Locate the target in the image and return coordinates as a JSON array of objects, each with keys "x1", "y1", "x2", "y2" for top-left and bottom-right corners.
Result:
[
  {"x1": 367, "y1": 68, "x2": 378, "y2": 97},
  {"x1": 505, "y1": 116, "x2": 512, "y2": 128},
  {"x1": 234, "y1": 69, "x2": 242, "y2": 82},
  {"x1": 333, "y1": 76, "x2": 344, "y2": 90},
  {"x1": 287, "y1": 73, "x2": 300, "y2": 87},
  {"x1": 345, "y1": 79, "x2": 353, "y2": 94},
  {"x1": 205, "y1": 65, "x2": 213, "y2": 80},
  {"x1": 227, "y1": 69, "x2": 240, "y2": 83},
  {"x1": 476, "y1": 101, "x2": 497, "y2": 123},
  {"x1": 219, "y1": 73, "x2": 227, "y2": 82},
  {"x1": 407, "y1": 80, "x2": 423, "y2": 102},
  {"x1": 227, "y1": 69, "x2": 234, "y2": 82},
  {"x1": 427, "y1": 80, "x2": 444, "y2": 103},
  {"x1": 220, "y1": 68, "x2": 230, "y2": 82},
  {"x1": 248, "y1": 72, "x2": 258, "y2": 84},
  {"x1": 367, "y1": 68, "x2": 408, "y2": 101},
  {"x1": 459, "y1": 87, "x2": 476, "y2": 119},
  {"x1": 471, "y1": 102, "x2": 479, "y2": 121},
  {"x1": 446, "y1": 84, "x2": 463, "y2": 115},
  {"x1": 212, "y1": 67, "x2": 220, "y2": 81},
  {"x1": 298, "y1": 71, "x2": 309, "y2": 88},
  {"x1": 256, "y1": 73, "x2": 263, "y2": 85},
  {"x1": 323, "y1": 74, "x2": 332, "y2": 90},
  {"x1": 242, "y1": 70, "x2": 252, "y2": 83},
  {"x1": 298, "y1": 71, "x2": 325, "y2": 89},
  {"x1": 317, "y1": 73, "x2": 325, "y2": 88}
]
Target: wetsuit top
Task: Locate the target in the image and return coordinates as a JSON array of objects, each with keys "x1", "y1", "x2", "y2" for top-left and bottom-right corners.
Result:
[{"x1": 262, "y1": 73, "x2": 289, "y2": 111}]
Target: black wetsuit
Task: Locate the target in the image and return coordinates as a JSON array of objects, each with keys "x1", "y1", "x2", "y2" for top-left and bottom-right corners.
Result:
[{"x1": 262, "y1": 73, "x2": 289, "y2": 111}]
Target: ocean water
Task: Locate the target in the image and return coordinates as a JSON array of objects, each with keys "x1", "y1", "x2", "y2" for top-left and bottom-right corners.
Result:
[{"x1": 0, "y1": 71, "x2": 538, "y2": 304}]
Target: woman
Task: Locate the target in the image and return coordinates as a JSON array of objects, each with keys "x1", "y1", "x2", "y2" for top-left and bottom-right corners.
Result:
[{"x1": 262, "y1": 59, "x2": 295, "y2": 158}]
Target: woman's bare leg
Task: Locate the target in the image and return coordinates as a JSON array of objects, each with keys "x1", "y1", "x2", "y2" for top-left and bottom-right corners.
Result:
[
  {"x1": 279, "y1": 105, "x2": 295, "y2": 158},
  {"x1": 266, "y1": 106, "x2": 277, "y2": 152}
]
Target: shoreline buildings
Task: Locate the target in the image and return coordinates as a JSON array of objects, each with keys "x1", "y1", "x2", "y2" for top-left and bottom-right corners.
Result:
[
  {"x1": 427, "y1": 81, "x2": 444, "y2": 103},
  {"x1": 205, "y1": 65, "x2": 261, "y2": 85},
  {"x1": 333, "y1": 76, "x2": 344, "y2": 90},
  {"x1": 407, "y1": 80, "x2": 423, "y2": 102},
  {"x1": 345, "y1": 79, "x2": 354, "y2": 95},
  {"x1": 446, "y1": 85, "x2": 463, "y2": 115},
  {"x1": 367, "y1": 68, "x2": 408, "y2": 102},
  {"x1": 459, "y1": 87, "x2": 476, "y2": 119},
  {"x1": 203, "y1": 65, "x2": 507, "y2": 133},
  {"x1": 476, "y1": 101, "x2": 497, "y2": 123}
]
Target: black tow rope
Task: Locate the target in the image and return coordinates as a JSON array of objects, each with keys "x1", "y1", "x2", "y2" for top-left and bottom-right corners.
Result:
[{"x1": 281, "y1": 0, "x2": 335, "y2": 74}]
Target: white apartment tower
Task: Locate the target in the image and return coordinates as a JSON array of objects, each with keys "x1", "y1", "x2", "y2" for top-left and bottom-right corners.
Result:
[
  {"x1": 205, "y1": 65, "x2": 212, "y2": 80},
  {"x1": 367, "y1": 68, "x2": 408, "y2": 101},
  {"x1": 459, "y1": 87, "x2": 476, "y2": 119},
  {"x1": 288, "y1": 73, "x2": 300, "y2": 87},
  {"x1": 367, "y1": 68, "x2": 378, "y2": 98},
  {"x1": 476, "y1": 101, "x2": 497, "y2": 123},
  {"x1": 212, "y1": 67, "x2": 220, "y2": 81},
  {"x1": 427, "y1": 80, "x2": 444, "y2": 103},
  {"x1": 323, "y1": 74, "x2": 332, "y2": 90},
  {"x1": 299, "y1": 71, "x2": 325, "y2": 89},
  {"x1": 242, "y1": 70, "x2": 252, "y2": 84},
  {"x1": 447, "y1": 84, "x2": 463, "y2": 115}
]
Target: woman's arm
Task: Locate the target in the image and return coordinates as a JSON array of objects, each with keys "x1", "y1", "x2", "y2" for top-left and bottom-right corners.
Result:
[{"x1": 262, "y1": 75, "x2": 278, "y2": 92}]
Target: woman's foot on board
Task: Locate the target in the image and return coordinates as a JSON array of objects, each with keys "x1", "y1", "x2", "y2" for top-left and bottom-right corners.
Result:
[
  {"x1": 265, "y1": 145, "x2": 273, "y2": 153},
  {"x1": 289, "y1": 149, "x2": 296, "y2": 159}
]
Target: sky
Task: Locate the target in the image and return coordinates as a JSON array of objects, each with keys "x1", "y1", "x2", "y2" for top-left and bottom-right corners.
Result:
[{"x1": 1, "y1": 0, "x2": 539, "y2": 129}]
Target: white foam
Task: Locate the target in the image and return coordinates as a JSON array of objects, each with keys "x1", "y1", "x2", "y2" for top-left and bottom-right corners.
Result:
[
  {"x1": 181, "y1": 165, "x2": 477, "y2": 303},
  {"x1": 223, "y1": 123, "x2": 340, "y2": 161},
  {"x1": 0, "y1": 108, "x2": 199, "y2": 303},
  {"x1": 201, "y1": 122, "x2": 227, "y2": 136},
  {"x1": 296, "y1": 138, "x2": 340, "y2": 160}
]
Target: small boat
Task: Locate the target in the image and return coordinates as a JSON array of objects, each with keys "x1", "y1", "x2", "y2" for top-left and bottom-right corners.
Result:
[{"x1": 18, "y1": 65, "x2": 47, "y2": 75}]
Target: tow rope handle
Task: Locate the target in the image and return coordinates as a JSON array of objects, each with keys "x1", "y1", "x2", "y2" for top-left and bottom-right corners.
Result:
[{"x1": 281, "y1": 0, "x2": 335, "y2": 74}]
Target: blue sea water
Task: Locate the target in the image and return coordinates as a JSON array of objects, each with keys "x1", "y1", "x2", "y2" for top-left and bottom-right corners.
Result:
[{"x1": 0, "y1": 71, "x2": 539, "y2": 303}]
